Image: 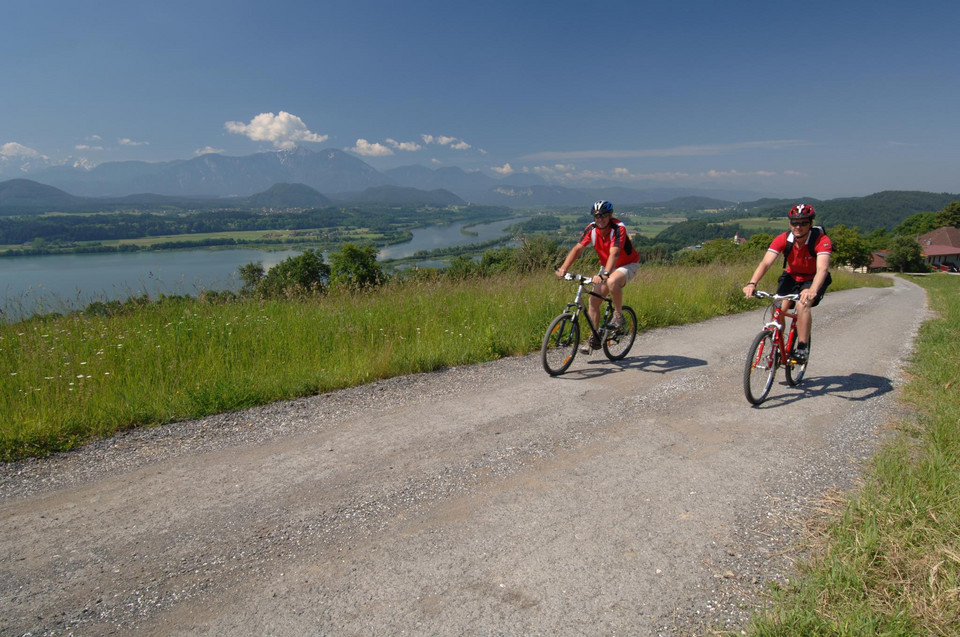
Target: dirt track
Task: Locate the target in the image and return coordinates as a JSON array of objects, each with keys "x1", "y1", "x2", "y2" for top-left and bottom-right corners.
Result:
[{"x1": 0, "y1": 278, "x2": 926, "y2": 636}]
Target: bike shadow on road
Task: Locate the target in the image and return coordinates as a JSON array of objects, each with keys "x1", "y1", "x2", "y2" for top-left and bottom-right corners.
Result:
[
  {"x1": 751, "y1": 372, "x2": 895, "y2": 409},
  {"x1": 562, "y1": 353, "x2": 708, "y2": 380}
]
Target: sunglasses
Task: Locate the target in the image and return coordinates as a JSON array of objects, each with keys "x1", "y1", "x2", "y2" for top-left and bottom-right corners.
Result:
[
  {"x1": 790, "y1": 220, "x2": 811, "y2": 227},
  {"x1": 593, "y1": 211, "x2": 612, "y2": 218}
]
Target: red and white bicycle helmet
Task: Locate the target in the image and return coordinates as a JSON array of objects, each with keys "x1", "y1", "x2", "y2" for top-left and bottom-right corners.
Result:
[{"x1": 788, "y1": 203, "x2": 816, "y2": 220}]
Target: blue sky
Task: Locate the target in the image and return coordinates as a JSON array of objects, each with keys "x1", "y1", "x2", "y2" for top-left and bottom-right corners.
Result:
[{"x1": 2, "y1": 0, "x2": 958, "y2": 199}]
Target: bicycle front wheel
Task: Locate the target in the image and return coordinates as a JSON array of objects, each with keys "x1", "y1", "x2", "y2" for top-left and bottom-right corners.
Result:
[
  {"x1": 602, "y1": 305, "x2": 637, "y2": 361},
  {"x1": 541, "y1": 313, "x2": 580, "y2": 376},
  {"x1": 744, "y1": 329, "x2": 778, "y2": 405}
]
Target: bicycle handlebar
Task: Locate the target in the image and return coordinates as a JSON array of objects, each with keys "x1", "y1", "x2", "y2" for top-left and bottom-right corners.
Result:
[
  {"x1": 752, "y1": 290, "x2": 801, "y2": 302},
  {"x1": 563, "y1": 272, "x2": 604, "y2": 284}
]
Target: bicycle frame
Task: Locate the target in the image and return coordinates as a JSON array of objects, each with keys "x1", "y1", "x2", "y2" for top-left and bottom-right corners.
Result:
[
  {"x1": 744, "y1": 291, "x2": 806, "y2": 404},
  {"x1": 762, "y1": 297, "x2": 799, "y2": 368},
  {"x1": 541, "y1": 271, "x2": 638, "y2": 375},
  {"x1": 562, "y1": 273, "x2": 615, "y2": 341}
]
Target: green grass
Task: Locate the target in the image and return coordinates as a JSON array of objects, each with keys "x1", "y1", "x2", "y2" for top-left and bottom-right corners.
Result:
[
  {"x1": 748, "y1": 273, "x2": 960, "y2": 636},
  {"x1": 0, "y1": 265, "x2": 887, "y2": 461}
]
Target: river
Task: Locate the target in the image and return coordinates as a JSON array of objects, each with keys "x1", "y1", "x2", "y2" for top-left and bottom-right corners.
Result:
[{"x1": 0, "y1": 218, "x2": 520, "y2": 320}]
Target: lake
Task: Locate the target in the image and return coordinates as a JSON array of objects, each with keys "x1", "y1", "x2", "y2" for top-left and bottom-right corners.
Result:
[{"x1": 0, "y1": 218, "x2": 521, "y2": 320}]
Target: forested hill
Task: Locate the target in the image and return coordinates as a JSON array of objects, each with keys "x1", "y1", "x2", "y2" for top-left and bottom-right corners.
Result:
[
  {"x1": 654, "y1": 190, "x2": 959, "y2": 247},
  {"x1": 740, "y1": 191, "x2": 960, "y2": 232}
]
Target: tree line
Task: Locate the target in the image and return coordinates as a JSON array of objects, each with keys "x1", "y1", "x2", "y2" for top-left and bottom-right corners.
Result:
[{"x1": 0, "y1": 204, "x2": 513, "y2": 247}]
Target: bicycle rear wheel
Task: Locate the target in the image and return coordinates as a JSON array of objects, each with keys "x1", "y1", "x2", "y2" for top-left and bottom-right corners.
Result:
[
  {"x1": 744, "y1": 329, "x2": 778, "y2": 405},
  {"x1": 602, "y1": 305, "x2": 637, "y2": 361},
  {"x1": 786, "y1": 334, "x2": 810, "y2": 386},
  {"x1": 541, "y1": 313, "x2": 580, "y2": 376}
]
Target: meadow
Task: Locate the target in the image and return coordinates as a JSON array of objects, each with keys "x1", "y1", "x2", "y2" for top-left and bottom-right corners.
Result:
[
  {"x1": 749, "y1": 274, "x2": 960, "y2": 636},
  {"x1": 1, "y1": 265, "x2": 881, "y2": 461}
]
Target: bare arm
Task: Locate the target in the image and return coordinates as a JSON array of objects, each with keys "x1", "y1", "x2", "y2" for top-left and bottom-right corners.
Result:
[
  {"x1": 556, "y1": 243, "x2": 586, "y2": 278},
  {"x1": 743, "y1": 250, "x2": 780, "y2": 297}
]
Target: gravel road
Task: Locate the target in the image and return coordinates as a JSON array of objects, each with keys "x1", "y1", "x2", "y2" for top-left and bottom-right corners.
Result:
[{"x1": 0, "y1": 277, "x2": 926, "y2": 636}]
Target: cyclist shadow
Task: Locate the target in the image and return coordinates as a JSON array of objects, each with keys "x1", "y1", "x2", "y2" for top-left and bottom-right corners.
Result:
[
  {"x1": 567, "y1": 354, "x2": 708, "y2": 380},
  {"x1": 753, "y1": 373, "x2": 895, "y2": 409}
]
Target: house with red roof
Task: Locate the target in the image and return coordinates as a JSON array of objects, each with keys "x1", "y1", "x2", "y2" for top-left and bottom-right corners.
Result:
[
  {"x1": 916, "y1": 226, "x2": 960, "y2": 269},
  {"x1": 867, "y1": 251, "x2": 889, "y2": 272}
]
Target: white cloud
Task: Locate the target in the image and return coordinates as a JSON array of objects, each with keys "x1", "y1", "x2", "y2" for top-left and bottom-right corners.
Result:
[
  {"x1": 195, "y1": 146, "x2": 224, "y2": 156},
  {"x1": 70, "y1": 157, "x2": 96, "y2": 170},
  {"x1": 75, "y1": 144, "x2": 104, "y2": 151},
  {"x1": 348, "y1": 139, "x2": 394, "y2": 156},
  {"x1": 385, "y1": 138, "x2": 423, "y2": 152},
  {"x1": 422, "y1": 134, "x2": 472, "y2": 150},
  {"x1": 491, "y1": 163, "x2": 514, "y2": 175},
  {"x1": 118, "y1": 138, "x2": 149, "y2": 146},
  {"x1": 86, "y1": 135, "x2": 102, "y2": 142},
  {"x1": 0, "y1": 142, "x2": 53, "y2": 175},
  {"x1": 1, "y1": 142, "x2": 44, "y2": 159},
  {"x1": 225, "y1": 111, "x2": 328, "y2": 150}
]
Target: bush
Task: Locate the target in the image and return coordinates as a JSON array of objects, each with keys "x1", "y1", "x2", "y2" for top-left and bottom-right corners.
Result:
[{"x1": 257, "y1": 249, "x2": 331, "y2": 296}]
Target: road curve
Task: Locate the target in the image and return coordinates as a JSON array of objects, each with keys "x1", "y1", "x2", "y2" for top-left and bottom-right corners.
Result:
[{"x1": 0, "y1": 277, "x2": 926, "y2": 636}]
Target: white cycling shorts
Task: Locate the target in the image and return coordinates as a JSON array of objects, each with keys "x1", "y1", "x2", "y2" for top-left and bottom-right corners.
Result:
[{"x1": 614, "y1": 262, "x2": 640, "y2": 283}]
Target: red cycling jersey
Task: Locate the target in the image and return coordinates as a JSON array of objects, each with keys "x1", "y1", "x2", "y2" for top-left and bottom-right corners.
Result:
[
  {"x1": 578, "y1": 218, "x2": 640, "y2": 268},
  {"x1": 768, "y1": 230, "x2": 833, "y2": 281}
]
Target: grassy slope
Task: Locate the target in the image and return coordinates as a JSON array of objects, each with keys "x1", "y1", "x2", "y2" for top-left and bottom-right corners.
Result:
[
  {"x1": 749, "y1": 274, "x2": 960, "y2": 636},
  {"x1": 1, "y1": 266, "x2": 883, "y2": 461}
]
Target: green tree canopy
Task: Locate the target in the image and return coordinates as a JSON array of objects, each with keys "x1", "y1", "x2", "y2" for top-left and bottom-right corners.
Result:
[
  {"x1": 512, "y1": 236, "x2": 563, "y2": 273},
  {"x1": 258, "y1": 249, "x2": 330, "y2": 296},
  {"x1": 746, "y1": 232, "x2": 774, "y2": 251},
  {"x1": 934, "y1": 201, "x2": 960, "y2": 228},
  {"x1": 329, "y1": 242, "x2": 385, "y2": 290},
  {"x1": 894, "y1": 211, "x2": 938, "y2": 237},
  {"x1": 828, "y1": 225, "x2": 873, "y2": 270},
  {"x1": 445, "y1": 255, "x2": 480, "y2": 280},
  {"x1": 885, "y1": 236, "x2": 927, "y2": 273},
  {"x1": 237, "y1": 261, "x2": 265, "y2": 294}
]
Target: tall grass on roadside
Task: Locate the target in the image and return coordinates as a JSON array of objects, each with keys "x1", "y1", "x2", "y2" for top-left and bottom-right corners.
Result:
[
  {"x1": 0, "y1": 265, "x2": 887, "y2": 461},
  {"x1": 749, "y1": 274, "x2": 960, "y2": 636}
]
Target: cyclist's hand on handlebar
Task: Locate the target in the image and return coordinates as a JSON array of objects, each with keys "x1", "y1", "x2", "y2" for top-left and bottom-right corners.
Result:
[
  {"x1": 555, "y1": 267, "x2": 567, "y2": 278},
  {"x1": 742, "y1": 283, "x2": 757, "y2": 298}
]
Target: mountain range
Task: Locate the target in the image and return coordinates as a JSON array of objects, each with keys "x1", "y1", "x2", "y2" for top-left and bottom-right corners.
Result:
[
  {"x1": 0, "y1": 178, "x2": 470, "y2": 214},
  {"x1": 4, "y1": 146, "x2": 769, "y2": 208}
]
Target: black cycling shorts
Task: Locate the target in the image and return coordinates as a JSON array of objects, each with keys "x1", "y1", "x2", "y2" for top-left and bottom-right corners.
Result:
[{"x1": 776, "y1": 271, "x2": 831, "y2": 307}]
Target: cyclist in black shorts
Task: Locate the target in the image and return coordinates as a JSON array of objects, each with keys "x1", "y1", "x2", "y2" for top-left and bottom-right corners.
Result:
[{"x1": 742, "y1": 204, "x2": 833, "y2": 363}]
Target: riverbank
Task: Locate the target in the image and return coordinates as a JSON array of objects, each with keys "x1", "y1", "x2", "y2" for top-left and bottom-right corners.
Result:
[{"x1": 0, "y1": 217, "x2": 525, "y2": 320}]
